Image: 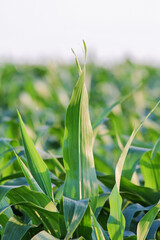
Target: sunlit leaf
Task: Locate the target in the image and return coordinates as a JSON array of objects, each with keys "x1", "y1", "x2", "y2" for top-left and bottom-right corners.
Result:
[
  {"x1": 107, "y1": 185, "x2": 125, "y2": 240},
  {"x1": 17, "y1": 111, "x2": 53, "y2": 200},
  {"x1": 91, "y1": 208, "x2": 109, "y2": 240},
  {"x1": 15, "y1": 153, "x2": 44, "y2": 193},
  {"x1": 137, "y1": 201, "x2": 160, "y2": 240},
  {"x1": 63, "y1": 42, "x2": 98, "y2": 210},
  {"x1": 98, "y1": 175, "x2": 160, "y2": 206},
  {"x1": 63, "y1": 197, "x2": 88, "y2": 240},
  {"x1": 31, "y1": 230, "x2": 59, "y2": 240},
  {"x1": 140, "y1": 150, "x2": 160, "y2": 190}
]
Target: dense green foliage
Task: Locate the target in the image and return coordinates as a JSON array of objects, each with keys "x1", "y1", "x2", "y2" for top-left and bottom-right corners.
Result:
[{"x1": 0, "y1": 45, "x2": 160, "y2": 239}]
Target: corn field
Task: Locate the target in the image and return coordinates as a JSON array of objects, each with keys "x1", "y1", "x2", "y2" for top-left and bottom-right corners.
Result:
[{"x1": 0, "y1": 43, "x2": 160, "y2": 239}]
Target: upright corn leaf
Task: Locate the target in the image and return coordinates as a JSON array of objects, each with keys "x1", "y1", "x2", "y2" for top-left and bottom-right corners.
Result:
[
  {"x1": 140, "y1": 150, "x2": 160, "y2": 190},
  {"x1": 63, "y1": 42, "x2": 98, "y2": 210},
  {"x1": 107, "y1": 101, "x2": 160, "y2": 239},
  {"x1": 107, "y1": 185, "x2": 125, "y2": 240},
  {"x1": 15, "y1": 153, "x2": 44, "y2": 193},
  {"x1": 116, "y1": 100, "x2": 160, "y2": 191},
  {"x1": 17, "y1": 111, "x2": 52, "y2": 200},
  {"x1": 137, "y1": 201, "x2": 160, "y2": 240}
]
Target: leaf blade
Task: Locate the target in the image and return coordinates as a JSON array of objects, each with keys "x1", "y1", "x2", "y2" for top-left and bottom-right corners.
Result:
[
  {"x1": 63, "y1": 44, "x2": 98, "y2": 210},
  {"x1": 17, "y1": 111, "x2": 52, "y2": 200}
]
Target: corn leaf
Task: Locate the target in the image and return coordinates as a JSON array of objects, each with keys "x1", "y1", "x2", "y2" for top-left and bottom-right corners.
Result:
[
  {"x1": 107, "y1": 101, "x2": 160, "y2": 239},
  {"x1": 107, "y1": 185, "x2": 125, "y2": 240},
  {"x1": 63, "y1": 42, "x2": 98, "y2": 210},
  {"x1": 31, "y1": 230, "x2": 59, "y2": 240},
  {"x1": 140, "y1": 150, "x2": 160, "y2": 190},
  {"x1": 91, "y1": 209, "x2": 109, "y2": 240},
  {"x1": 98, "y1": 175, "x2": 160, "y2": 206},
  {"x1": 151, "y1": 137, "x2": 160, "y2": 159},
  {"x1": 74, "y1": 206, "x2": 92, "y2": 240},
  {"x1": 6, "y1": 186, "x2": 57, "y2": 212},
  {"x1": 123, "y1": 204, "x2": 152, "y2": 230},
  {"x1": 63, "y1": 196, "x2": 88, "y2": 240},
  {"x1": 49, "y1": 152, "x2": 65, "y2": 178},
  {"x1": 122, "y1": 146, "x2": 149, "y2": 181},
  {"x1": 2, "y1": 201, "x2": 66, "y2": 239},
  {"x1": 15, "y1": 153, "x2": 44, "y2": 193},
  {"x1": 17, "y1": 111, "x2": 52, "y2": 200},
  {"x1": 116, "y1": 100, "x2": 160, "y2": 191},
  {"x1": 137, "y1": 201, "x2": 160, "y2": 240},
  {"x1": 0, "y1": 214, "x2": 8, "y2": 236},
  {"x1": 94, "y1": 193, "x2": 110, "y2": 219},
  {"x1": 0, "y1": 186, "x2": 16, "y2": 202},
  {"x1": 2, "y1": 215, "x2": 32, "y2": 240}
]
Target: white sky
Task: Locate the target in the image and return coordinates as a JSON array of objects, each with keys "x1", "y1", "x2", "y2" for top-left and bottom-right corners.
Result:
[{"x1": 0, "y1": 0, "x2": 160, "y2": 64}]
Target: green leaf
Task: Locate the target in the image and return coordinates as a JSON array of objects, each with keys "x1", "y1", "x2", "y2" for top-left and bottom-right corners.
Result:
[
  {"x1": 17, "y1": 111, "x2": 53, "y2": 200},
  {"x1": 122, "y1": 146, "x2": 149, "y2": 181},
  {"x1": 94, "y1": 153, "x2": 114, "y2": 175},
  {"x1": 123, "y1": 204, "x2": 151, "y2": 230},
  {"x1": 0, "y1": 173, "x2": 24, "y2": 184},
  {"x1": 63, "y1": 197, "x2": 89, "y2": 240},
  {"x1": 75, "y1": 206, "x2": 92, "y2": 240},
  {"x1": 6, "y1": 186, "x2": 57, "y2": 212},
  {"x1": 0, "y1": 185, "x2": 16, "y2": 202},
  {"x1": 2, "y1": 201, "x2": 66, "y2": 239},
  {"x1": 15, "y1": 153, "x2": 44, "y2": 193},
  {"x1": 98, "y1": 175, "x2": 160, "y2": 206},
  {"x1": 91, "y1": 209, "x2": 109, "y2": 240},
  {"x1": 48, "y1": 152, "x2": 65, "y2": 178},
  {"x1": 140, "y1": 150, "x2": 160, "y2": 190},
  {"x1": 116, "y1": 100, "x2": 160, "y2": 191},
  {"x1": 107, "y1": 185, "x2": 125, "y2": 240},
  {"x1": 63, "y1": 43, "x2": 98, "y2": 210},
  {"x1": 0, "y1": 213, "x2": 9, "y2": 237},
  {"x1": 123, "y1": 231, "x2": 136, "y2": 239},
  {"x1": 94, "y1": 193, "x2": 110, "y2": 219},
  {"x1": 31, "y1": 230, "x2": 59, "y2": 240},
  {"x1": 106, "y1": 101, "x2": 160, "y2": 239},
  {"x1": 151, "y1": 137, "x2": 160, "y2": 159},
  {"x1": 0, "y1": 197, "x2": 13, "y2": 219},
  {"x1": 2, "y1": 215, "x2": 32, "y2": 240},
  {"x1": 137, "y1": 201, "x2": 160, "y2": 240},
  {"x1": 115, "y1": 130, "x2": 136, "y2": 191}
]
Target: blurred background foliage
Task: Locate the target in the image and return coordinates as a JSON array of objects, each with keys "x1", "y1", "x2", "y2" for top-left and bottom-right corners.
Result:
[{"x1": 0, "y1": 61, "x2": 160, "y2": 179}]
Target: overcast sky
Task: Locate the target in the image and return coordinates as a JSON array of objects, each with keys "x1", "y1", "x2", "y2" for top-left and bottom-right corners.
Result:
[{"x1": 0, "y1": 0, "x2": 160, "y2": 64}]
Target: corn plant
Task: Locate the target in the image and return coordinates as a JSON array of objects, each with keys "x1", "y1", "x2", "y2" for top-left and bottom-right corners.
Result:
[{"x1": 0, "y1": 42, "x2": 160, "y2": 239}]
